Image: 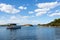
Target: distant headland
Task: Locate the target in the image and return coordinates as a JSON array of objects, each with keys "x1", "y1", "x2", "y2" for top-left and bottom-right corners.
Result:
[
  {"x1": 21, "y1": 24, "x2": 33, "y2": 26},
  {"x1": 38, "y1": 18, "x2": 60, "y2": 27}
]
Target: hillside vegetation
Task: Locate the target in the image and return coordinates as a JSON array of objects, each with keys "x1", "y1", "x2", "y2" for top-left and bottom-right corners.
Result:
[{"x1": 47, "y1": 18, "x2": 60, "y2": 26}]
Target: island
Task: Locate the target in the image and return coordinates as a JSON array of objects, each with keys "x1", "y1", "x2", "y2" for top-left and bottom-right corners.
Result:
[
  {"x1": 22, "y1": 24, "x2": 33, "y2": 26},
  {"x1": 38, "y1": 18, "x2": 60, "y2": 27}
]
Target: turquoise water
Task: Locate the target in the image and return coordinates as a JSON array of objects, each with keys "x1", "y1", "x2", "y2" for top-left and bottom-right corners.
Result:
[{"x1": 0, "y1": 26, "x2": 59, "y2": 40}]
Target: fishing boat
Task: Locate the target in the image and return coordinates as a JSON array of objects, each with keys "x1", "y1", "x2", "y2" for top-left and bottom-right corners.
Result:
[
  {"x1": 7, "y1": 26, "x2": 21, "y2": 29},
  {"x1": 7, "y1": 24, "x2": 21, "y2": 29}
]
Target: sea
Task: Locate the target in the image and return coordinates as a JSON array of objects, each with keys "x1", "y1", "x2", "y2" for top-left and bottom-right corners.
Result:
[{"x1": 0, "y1": 26, "x2": 60, "y2": 40}]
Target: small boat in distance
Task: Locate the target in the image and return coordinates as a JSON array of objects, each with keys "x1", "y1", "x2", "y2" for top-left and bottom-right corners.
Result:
[{"x1": 7, "y1": 23, "x2": 21, "y2": 29}]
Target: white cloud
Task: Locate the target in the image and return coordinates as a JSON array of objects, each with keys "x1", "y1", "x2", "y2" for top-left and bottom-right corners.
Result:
[
  {"x1": 0, "y1": 3, "x2": 20, "y2": 14},
  {"x1": 49, "y1": 12, "x2": 60, "y2": 17},
  {"x1": 7, "y1": 15, "x2": 29, "y2": 24},
  {"x1": 55, "y1": 10, "x2": 60, "y2": 13},
  {"x1": 36, "y1": 12, "x2": 46, "y2": 16},
  {"x1": 34, "y1": 8, "x2": 49, "y2": 16},
  {"x1": 0, "y1": 15, "x2": 37, "y2": 25},
  {"x1": 8, "y1": 15, "x2": 36, "y2": 24},
  {"x1": 31, "y1": 20, "x2": 41, "y2": 25},
  {"x1": 35, "y1": 2, "x2": 60, "y2": 16},
  {"x1": 8, "y1": 16, "x2": 31, "y2": 25},
  {"x1": 34, "y1": 8, "x2": 49, "y2": 12},
  {"x1": 36, "y1": 2, "x2": 59, "y2": 9},
  {"x1": 28, "y1": 11, "x2": 34, "y2": 14},
  {"x1": 18, "y1": 6, "x2": 27, "y2": 10},
  {"x1": 10, "y1": 16, "x2": 17, "y2": 20},
  {"x1": 8, "y1": 16, "x2": 20, "y2": 23},
  {"x1": 0, "y1": 20, "x2": 7, "y2": 25},
  {"x1": 4, "y1": 16, "x2": 20, "y2": 24},
  {"x1": 21, "y1": 16, "x2": 29, "y2": 19},
  {"x1": 17, "y1": 15, "x2": 34, "y2": 19},
  {"x1": 48, "y1": 9, "x2": 60, "y2": 17}
]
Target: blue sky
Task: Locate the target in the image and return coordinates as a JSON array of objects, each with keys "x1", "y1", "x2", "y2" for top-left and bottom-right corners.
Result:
[{"x1": 0, "y1": 0, "x2": 60, "y2": 25}]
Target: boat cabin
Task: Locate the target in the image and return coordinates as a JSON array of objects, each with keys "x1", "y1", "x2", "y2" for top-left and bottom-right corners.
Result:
[{"x1": 8, "y1": 23, "x2": 16, "y2": 27}]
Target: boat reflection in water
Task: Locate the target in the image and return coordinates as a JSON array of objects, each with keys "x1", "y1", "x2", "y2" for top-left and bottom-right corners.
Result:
[
  {"x1": 9, "y1": 29, "x2": 18, "y2": 40},
  {"x1": 7, "y1": 23, "x2": 21, "y2": 29}
]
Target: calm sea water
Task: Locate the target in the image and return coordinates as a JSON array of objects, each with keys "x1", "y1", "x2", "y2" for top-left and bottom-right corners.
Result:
[{"x1": 0, "y1": 26, "x2": 60, "y2": 40}]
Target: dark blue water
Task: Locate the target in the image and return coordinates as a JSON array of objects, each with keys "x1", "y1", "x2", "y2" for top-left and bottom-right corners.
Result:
[{"x1": 0, "y1": 26, "x2": 59, "y2": 40}]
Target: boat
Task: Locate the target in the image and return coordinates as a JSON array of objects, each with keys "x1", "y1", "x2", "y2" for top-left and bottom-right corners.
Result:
[
  {"x1": 7, "y1": 26, "x2": 21, "y2": 29},
  {"x1": 7, "y1": 23, "x2": 21, "y2": 29}
]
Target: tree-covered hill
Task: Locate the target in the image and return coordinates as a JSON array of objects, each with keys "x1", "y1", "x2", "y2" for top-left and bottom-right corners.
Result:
[{"x1": 47, "y1": 18, "x2": 60, "y2": 26}]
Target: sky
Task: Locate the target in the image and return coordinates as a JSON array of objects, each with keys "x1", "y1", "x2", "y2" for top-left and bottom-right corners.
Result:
[{"x1": 0, "y1": 0, "x2": 60, "y2": 25}]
